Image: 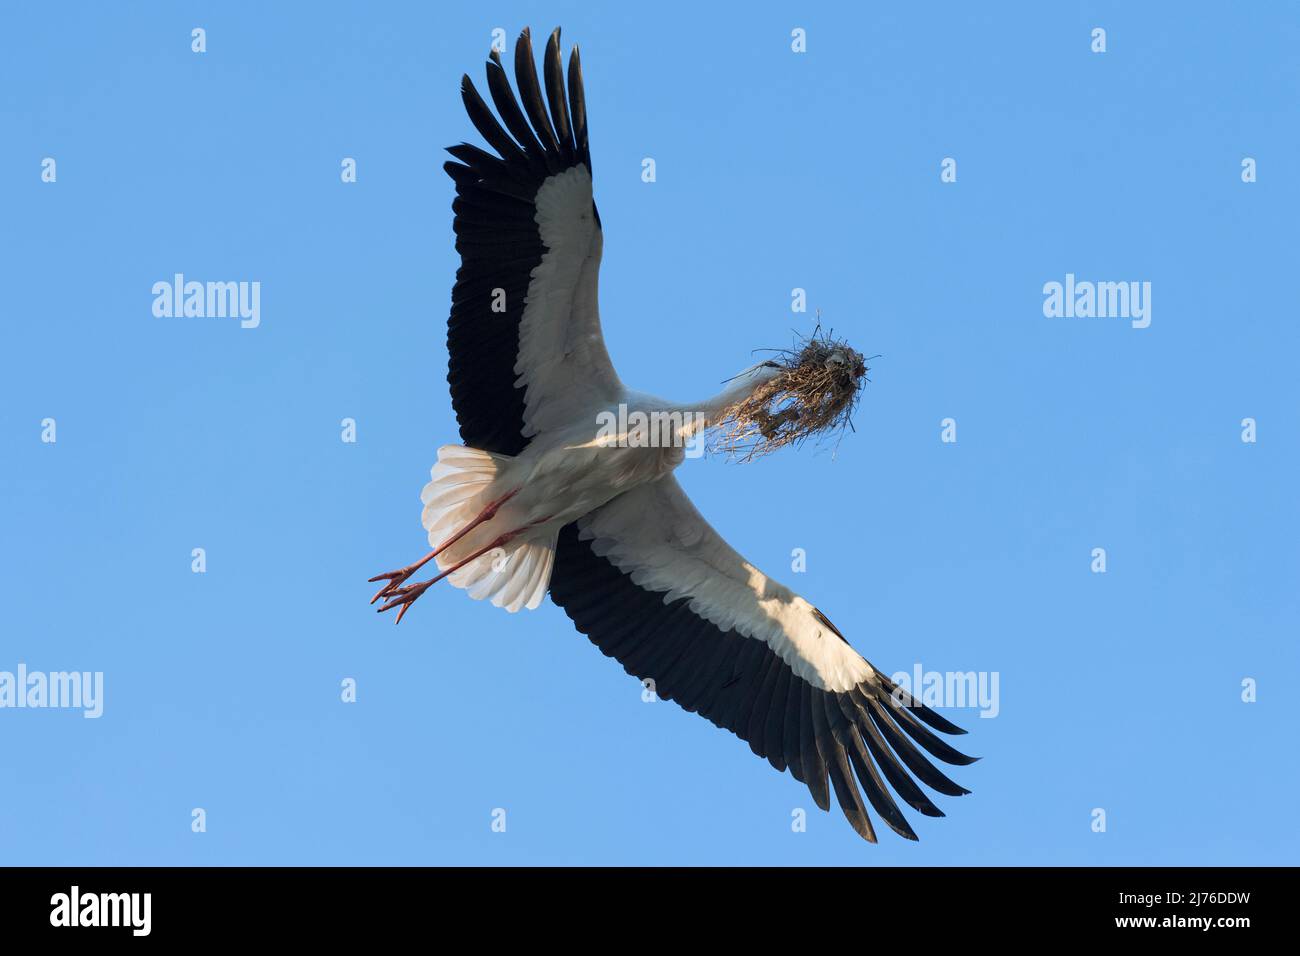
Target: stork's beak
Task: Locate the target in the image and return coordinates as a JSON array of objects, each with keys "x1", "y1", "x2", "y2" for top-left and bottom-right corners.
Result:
[{"x1": 725, "y1": 360, "x2": 782, "y2": 386}]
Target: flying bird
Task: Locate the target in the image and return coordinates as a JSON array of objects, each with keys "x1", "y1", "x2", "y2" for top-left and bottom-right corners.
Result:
[{"x1": 369, "y1": 27, "x2": 975, "y2": 842}]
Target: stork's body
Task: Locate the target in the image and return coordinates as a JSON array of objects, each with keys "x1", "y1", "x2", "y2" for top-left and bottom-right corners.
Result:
[
  {"x1": 373, "y1": 370, "x2": 779, "y2": 616},
  {"x1": 370, "y1": 28, "x2": 975, "y2": 844}
]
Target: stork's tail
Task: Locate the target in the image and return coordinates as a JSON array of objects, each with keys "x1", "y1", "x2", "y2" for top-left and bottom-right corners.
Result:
[
  {"x1": 420, "y1": 445, "x2": 513, "y2": 544},
  {"x1": 420, "y1": 445, "x2": 556, "y2": 613}
]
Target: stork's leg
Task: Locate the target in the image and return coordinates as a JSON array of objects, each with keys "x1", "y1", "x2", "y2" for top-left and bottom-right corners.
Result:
[
  {"x1": 377, "y1": 515, "x2": 552, "y2": 624},
  {"x1": 367, "y1": 488, "x2": 519, "y2": 604}
]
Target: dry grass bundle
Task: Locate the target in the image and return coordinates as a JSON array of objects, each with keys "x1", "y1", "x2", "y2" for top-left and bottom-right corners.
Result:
[{"x1": 714, "y1": 329, "x2": 869, "y2": 460}]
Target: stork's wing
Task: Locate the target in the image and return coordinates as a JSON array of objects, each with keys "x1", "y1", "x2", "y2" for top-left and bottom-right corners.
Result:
[
  {"x1": 445, "y1": 27, "x2": 622, "y2": 457},
  {"x1": 549, "y1": 476, "x2": 977, "y2": 842}
]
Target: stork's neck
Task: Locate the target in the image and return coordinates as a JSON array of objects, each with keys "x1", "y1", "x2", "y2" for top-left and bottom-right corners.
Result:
[{"x1": 676, "y1": 364, "x2": 781, "y2": 439}]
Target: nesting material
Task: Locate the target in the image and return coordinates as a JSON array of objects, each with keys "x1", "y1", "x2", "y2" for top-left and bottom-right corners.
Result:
[{"x1": 714, "y1": 330, "x2": 868, "y2": 460}]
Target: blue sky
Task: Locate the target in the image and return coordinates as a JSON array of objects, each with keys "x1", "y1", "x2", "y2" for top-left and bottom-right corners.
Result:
[{"x1": 1, "y1": 2, "x2": 1296, "y2": 865}]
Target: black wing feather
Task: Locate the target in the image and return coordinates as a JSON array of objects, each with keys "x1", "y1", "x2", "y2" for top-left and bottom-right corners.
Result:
[
  {"x1": 512, "y1": 27, "x2": 563, "y2": 172},
  {"x1": 550, "y1": 523, "x2": 975, "y2": 842},
  {"x1": 444, "y1": 28, "x2": 595, "y2": 456},
  {"x1": 820, "y1": 692, "x2": 879, "y2": 842},
  {"x1": 485, "y1": 54, "x2": 550, "y2": 176},
  {"x1": 567, "y1": 46, "x2": 590, "y2": 170},
  {"x1": 799, "y1": 680, "x2": 832, "y2": 811},
  {"x1": 544, "y1": 28, "x2": 576, "y2": 162}
]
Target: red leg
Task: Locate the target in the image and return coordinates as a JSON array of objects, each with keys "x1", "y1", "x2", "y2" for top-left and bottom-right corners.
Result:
[
  {"x1": 378, "y1": 529, "x2": 520, "y2": 623},
  {"x1": 367, "y1": 488, "x2": 519, "y2": 604},
  {"x1": 377, "y1": 514, "x2": 553, "y2": 624}
]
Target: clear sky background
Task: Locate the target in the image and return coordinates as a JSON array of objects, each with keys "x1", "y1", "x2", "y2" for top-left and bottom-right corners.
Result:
[{"x1": 2, "y1": 2, "x2": 1297, "y2": 866}]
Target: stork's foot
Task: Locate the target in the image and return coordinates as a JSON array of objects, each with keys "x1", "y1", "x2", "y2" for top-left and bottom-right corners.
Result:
[
  {"x1": 371, "y1": 516, "x2": 552, "y2": 625},
  {"x1": 368, "y1": 487, "x2": 523, "y2": 606},
  {"x1": 376, "y1": 580, "x2": 436, "y2": 625},
  {"x1": 368, "y1": 554, "x2": 435, "y2": 605}
]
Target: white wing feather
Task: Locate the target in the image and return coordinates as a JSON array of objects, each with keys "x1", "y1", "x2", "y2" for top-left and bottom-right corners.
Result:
[
  {"x1": 516, "y1": 166, "x2": 623, "y2": 437},
  {"x1": 575, "y1": 475, "x2": 876, "y2": 693}
]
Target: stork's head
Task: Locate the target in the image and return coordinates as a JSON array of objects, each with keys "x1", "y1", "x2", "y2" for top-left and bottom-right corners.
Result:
[{"x1": 714, "y1": 331, "x2": 868, "y2": 460}]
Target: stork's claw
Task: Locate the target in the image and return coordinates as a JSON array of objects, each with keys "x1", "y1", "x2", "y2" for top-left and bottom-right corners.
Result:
[
  {"x1": 368, "y1": 556, "x2": 435, "y2": 604},
  {"x1": 368, "y1": 574, "x2": 407, "y2": 605},
  {"x1": 368, "y1": 496, "x2": 541, "y2": 625},
  {"x1": 366, "y1": 488, "x2": 523, "y2": 607},
  {"x1": 377, "y1": 580, "x2": 435, "y2": 624}
]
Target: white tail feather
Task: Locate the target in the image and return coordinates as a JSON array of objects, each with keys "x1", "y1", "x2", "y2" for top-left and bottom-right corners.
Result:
[
  {"x1": 420, "y1": 445, "x2": 509, "y2": 543},
  {"x1": 447, "y1": 533, "x2": 556, "y2": 612},
  {"x1": 420, "y1": 445, "x2": 556, "y2": 613}
]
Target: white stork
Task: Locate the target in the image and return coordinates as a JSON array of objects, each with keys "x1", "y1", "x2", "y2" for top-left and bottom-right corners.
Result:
[{"x1": 369, "y1": 27, "x2": 975, "y2": 842}]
